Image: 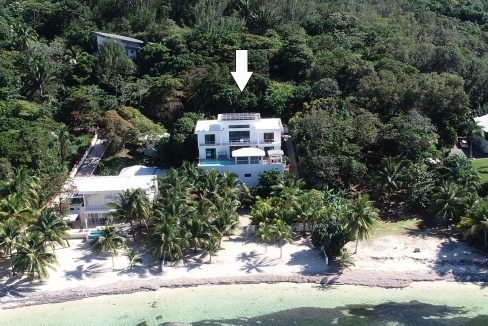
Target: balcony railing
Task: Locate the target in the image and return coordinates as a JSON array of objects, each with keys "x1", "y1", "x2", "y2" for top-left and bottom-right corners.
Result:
[{"x1": 263, "y1": 138, "x2": 275, "y2": 144}]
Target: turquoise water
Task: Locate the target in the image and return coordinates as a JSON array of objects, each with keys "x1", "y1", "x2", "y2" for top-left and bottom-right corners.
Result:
[
  {"x1": 199, "y1": 160, "x2": 234, "y2": 166},
  {"x1": 1, "y1": 282, "x2": 487, "y2": 326}
]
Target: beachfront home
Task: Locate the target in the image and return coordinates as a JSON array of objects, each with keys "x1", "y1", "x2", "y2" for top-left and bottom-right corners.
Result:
[
  {"x1": 64, "y1": 166, "x2": 164, "y2": 228},
  {"x1": 94, "y1": 32, "x2": 144, "y2": 59},
  {"x1": 194, "y1": 113, "x2": 285, "y2": 186}
]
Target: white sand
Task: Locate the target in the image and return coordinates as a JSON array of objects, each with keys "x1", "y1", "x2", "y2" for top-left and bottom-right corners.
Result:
[{"x1": 1, "y1": 215, "x2": 487, "y2": 307}]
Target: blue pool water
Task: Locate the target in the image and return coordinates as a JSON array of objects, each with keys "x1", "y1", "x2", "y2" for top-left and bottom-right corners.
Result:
[{"x1": 199, "y1": 159, "x2": 234, "y2": 166}]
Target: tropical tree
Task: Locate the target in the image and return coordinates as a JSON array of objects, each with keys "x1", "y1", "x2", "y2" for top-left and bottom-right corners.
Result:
[
  {"x1": 110, "y1": 188, "x2": 151, "y2": 241},
  {"x1": 212, "y1": 194, "x2": 239, "y2": 246},
  {"x1": 293, "y1": 190, "x2": 325, "y2": 234},
  {"x1": 0, "y1": 193, "x2": 35, "y2": 225},
  {"x1": 149, "y1": 220, "x2": 189, "y2": 269},
  {"x1": 375, "y1": 157, "x2": 404, "y2": 212},
  {"x1": 186, "y1": 197, "x2": 214, "y2": 252},
  {"x1": 12, "y1": 233, "x2": 56, "y2": 280},
  {"x1": 126, "y1": 250, "x2": 142, "y2": 269},
  {"x1": 346, "y1": 195, "x2": 379, "y2": 253},
  {"x1": 91, "y1": 225, "x2": 127, "y2": 269},
  {"x1": 270, "y1": 219, "x2": 293, "y2": 258},
  {"x1": 29, "y1": 210, "x2": 69, "y2": 250},
  {"x1": 0, "y1": 218, "x2": 23, "y2": 274},
  {"x1": 255, "y1": 220, "x2": 274, "y2": 253},
  {"x1": 457, "y1": 200, "x2": 488, "y2": 248},
  {"x1": 204, "y1": 234, "x2": 220, "y2": 262},
  {"x1": 432, "y1": 182, "x2": 465, "y2": 227}
]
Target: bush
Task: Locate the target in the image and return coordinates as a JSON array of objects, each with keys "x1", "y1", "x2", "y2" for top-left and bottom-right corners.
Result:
[{"x1": 311, "y1": 217, "x2": 350, "y2": 258}]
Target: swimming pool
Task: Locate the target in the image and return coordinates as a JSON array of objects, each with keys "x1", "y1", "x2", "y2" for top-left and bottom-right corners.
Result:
[{"x1": 199, "y1": 159, "x2": 234, "y2": 166}]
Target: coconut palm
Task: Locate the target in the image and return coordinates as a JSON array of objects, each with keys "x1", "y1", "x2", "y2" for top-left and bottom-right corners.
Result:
[
  {"x1": 0, "y1": 193, "x2": 35, "y2": 225},
  {"x1": 91, "y1": 225, "x2": 127, "y2": 269},
  {"x1": 293, "y1": 190, "x2": 325, "y2": 234},
  {"x1": 432, "y1": 182, "x2": 464, "y2": 228},
  {"x1": 465, "y1": 120, "x2": 484, "y2": 158},
  {"x1": 12, "y1": 233, "x2": 56, "y2": 280},
  {"x1": 29, "y1": 210, "x2": 69, "y2": 250},
  {"x1": 204, "y1": 234, "x2": 220, "y2": 262},
  {"x1": 255, "y1": 220, "x2": 274, "y2": 253},
  {"x1": 126, "y1": 250, "x2": 142, "y2": 269},
  {"x1": 270, "y1": 219, "x2": 293, "y2": 258},
  {"x1": 346, "y1": 195, "x2": 379, "y2": 254},
  {"x1": 0, "y1": 218, "x2": 23, "y2": 274},
  {"x1": 149, "y1": 220, "x2": 189, "y2": 269},
  {"x1": 110, "y1": 188, "x2": 151, "y2": 241},
  {"x1": 212, "y1": 195, "x2": 240, "y2": 246},
  {"x1": 186, "y1": 197, "x2": 215, "y2": 252},
  {"x1": 375, "y1": 157, "x2": 404, "y2": 213},
  {"x1": 457, "y1": 200, "x2": 488, "y2": 248}
]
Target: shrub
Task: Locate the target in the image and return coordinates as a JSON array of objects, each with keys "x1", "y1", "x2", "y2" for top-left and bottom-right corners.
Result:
[{"x1": 311, "y1": 217, "x2": 350, "y2": 258}]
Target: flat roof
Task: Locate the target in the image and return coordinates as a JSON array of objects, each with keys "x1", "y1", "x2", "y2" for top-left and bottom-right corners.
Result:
[
  {"x1": 232, "y1": 147, "x2": 265, "y2": 157},
  {"x1": 94, "y1": 32, "x2": 144, "y2": 44},
  {"x1": 72, "y1": 175, "x2": 156, "y2": 194},
  {"x1": 475, "y1": 114, "x2": 488, "y2": 133},
  {"x1": 119, "y1": 165, "x2": 166, "y2": 177},
  {"x1": 195, "y1": 117, "x2": 283, "y2": 132}
]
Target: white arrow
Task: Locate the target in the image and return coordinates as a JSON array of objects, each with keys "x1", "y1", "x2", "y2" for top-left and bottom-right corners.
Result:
[{"x1": 231, "y1": 50, "x2": 253, "y2": 92}]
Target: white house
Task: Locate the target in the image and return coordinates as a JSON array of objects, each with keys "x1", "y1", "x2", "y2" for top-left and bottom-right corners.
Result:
[
  {"x1": 474, "y1": 114, "x2": 488, "y2": 153},
  {"x1": 194, "y1": 113, "x2": 285, "y2": 186},
  {"x1": 94, "y1": 32, "x2": 144, "y2": 59},
  {"x1": 64, "y1": 166, "x2": 164, "y2": 228}
]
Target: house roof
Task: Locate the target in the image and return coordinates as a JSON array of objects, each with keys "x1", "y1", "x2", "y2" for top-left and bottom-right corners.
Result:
[
  {"x1": 475, "y1": 114, "x2": 488, "y2": 133},
  {"x1": 118, "y1": 165, "x2": 166, "y2": 177},
  {"x1": 232, "y1": 147, "x2": 265, "y2": 157},
  {"x1": 93, "y1": 32, "x2": 144, "y2": 44},
  {"x1": 72, "y1": 175, "x2": 157, "y2": 194},
  {"x1": 194, "y1": 117, "x2": 283, "y2": 132}
]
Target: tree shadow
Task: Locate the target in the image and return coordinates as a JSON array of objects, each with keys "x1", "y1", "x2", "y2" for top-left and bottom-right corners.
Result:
[
  {"x1": 191, "y1": 301, "x2": 488, "y2": 326},
  {"x1": 240, "y1": 256, "x2": 277, "y2": 273},
  {"x1": 236, "y1": 250, "x2": 260, "y2": 262},
  {"x1": 431, "y1": 237, "x2": 488, "y2": 286},
  {"x1": 0, "y1": 277, "x2": 38, "y2": 298},
  {"x1": 287, "y1": 249, "x2": 328, "y2": 275},
  {"x1": 64, "y1": 263, "x2": 106, "y2": 280}
]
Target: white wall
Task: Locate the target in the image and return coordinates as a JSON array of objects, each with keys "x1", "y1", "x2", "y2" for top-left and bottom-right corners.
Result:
[{"x1": 199, "y1": 163, "x2": 284, "y2": 187}]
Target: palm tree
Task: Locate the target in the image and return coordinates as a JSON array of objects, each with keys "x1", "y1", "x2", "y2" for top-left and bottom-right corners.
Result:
[
  {"x1": 212, "y1": 194, "x2": 239, "y2": 246},
  {"x1": 0, "y1": 218, "x2": 23, "y2": 275},
  {"x1": 376, "y1": 157, "x2": 404, "y2": 213},
  {"x1": 91, "y1": 225, "x2": 127, "y2": 269},
  {"x1": 293, "y1": 190, "x2": 324, "y2": 234},
  {"x1": 12, "y1": 233, "x2": 56, "y2": 280},
  {"x1": 0, "y1": 193, "x2": 35, "y2": 225},
  {"x1": 149, "y1": 220, "x2": 189, "y2": 270},
  {"x1": 432, "y1": 182, "x2": 464, "y2": 228},
  {"x1": 457, "y1": 200, "x2": 488, "y2": 248},
  {"x1": 255, "y1": 220, "x2": 274, "y2": 253},
  {"x1": 346, "y1": 195, "x2": 379, "y2": 254},
  {"x1": 109, "y1": 188, "x2": 150, "y2": 241},
  {"x1": 186, "y1": 197, "x2": 214, "y2": 252},
  {"x1": 204, "y1": 234, "x2": 220, "y2": 262},
  {"x1": 29, "y1": 210, "x2": 69, "y2": 250},
  {"x1": 126, "y1": 250, "x2": 142, "y2": 269},
  {"x1": 270, "y1": 219, "x2": 293, "y2": 258},
  {"x1": 465, "y1": 120, "x2": 484, "y2": 158}
]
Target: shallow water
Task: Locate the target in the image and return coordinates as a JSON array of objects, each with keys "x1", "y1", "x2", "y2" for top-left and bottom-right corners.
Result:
[{"x1": 1, "y1": 282, "x2": 487, "y2": 326}]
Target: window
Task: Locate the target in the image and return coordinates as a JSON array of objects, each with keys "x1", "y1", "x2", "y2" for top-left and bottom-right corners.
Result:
[
  {"x1": 264, "y1": 147, "x2": 274, "y2": 156},
  {"x1": 236, "y1": 157, "x2": 249, "y2": 165},
  {"x1": 206, "y1": 148, "x2": 216, "y2": 159},
  {"x1": 244, "y1": 173, "x2": 251, "y2": 177},
  {"x1": 205, "y1": 134, "x2": 216, "y2": 145},
  {"x1": 229, "y1": 131, "x2": 250, "y2": 143},
  {"x1": 264, "y1": 133, "x2": 274, "y2": 143},
  {"x1": 229, "y1": 124, "x2": 250, "y2": 129},
  {"x1": 250, "y1": 156, "x2": 260, "y2": 164}
]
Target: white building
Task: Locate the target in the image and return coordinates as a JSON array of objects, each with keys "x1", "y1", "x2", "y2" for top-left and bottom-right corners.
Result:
[
  {"x1": 474, "y1": 114, "x2": 488, "y2": 153},
  {"x1": 194, "y1": 113, "x2": 285, "y2": 186},
  {"x1": 65, "y1": 166, "x2": 164, "y2": 228},
  {"x1": 94, "y1": 32, "x2": 144, "y2": 59}
]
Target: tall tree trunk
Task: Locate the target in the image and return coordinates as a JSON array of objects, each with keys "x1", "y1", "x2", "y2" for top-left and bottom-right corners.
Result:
[
  {"x1": 111, "y1": 255, "x2": 115, "y2": 270},
  {"x1": 139, "y1": 220, "x2": 142, "y2": 234},
  {"x1": 484, "y1": 229, "x2": 487, "y2": 248},
  {"x1": 130, "y1": 220, "x2": 136, "y2": 241},
  {"x1": 280, "y1": 241, "x2": 283, "y2": 258},
  {"x1": 355, "y1": 237, "x2": 359, "y2": 254}
]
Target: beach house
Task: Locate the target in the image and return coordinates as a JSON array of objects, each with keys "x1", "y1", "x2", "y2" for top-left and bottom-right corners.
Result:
[
  {"x1": 64, "y1": 166, "x2": 164, "y2": 228},
  {"x1": 194, "y1": 113, "x2": 285, "y2": 186},
  {"x1": 94, "y1": 32, "x2": 144, "y2": 59}
]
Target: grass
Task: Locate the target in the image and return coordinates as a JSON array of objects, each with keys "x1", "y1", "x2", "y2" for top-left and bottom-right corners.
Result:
[
  {"x1": 370, "y1": 219, "x2": 420, "y2": 239},
  {"x1": 471, "y1": 158, "x2": 488, "y2": 182},
  {"x1": 98, "y1": 149, "x2": 148, "y2": 176}
]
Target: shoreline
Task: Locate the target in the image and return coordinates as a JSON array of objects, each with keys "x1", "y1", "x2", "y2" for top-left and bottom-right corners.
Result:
[{"x1": 2, "y1": 270, "x2": 488, "y2": 310}]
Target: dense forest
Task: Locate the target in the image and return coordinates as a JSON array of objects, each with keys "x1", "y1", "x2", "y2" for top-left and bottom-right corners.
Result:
[{"x1": 2, "y1": 0, "x2": 488, "y2": 237}]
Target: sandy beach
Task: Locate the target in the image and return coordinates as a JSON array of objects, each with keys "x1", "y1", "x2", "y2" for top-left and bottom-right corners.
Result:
[{"x1": 1, "y1": 215, "x2": 487, "y2": 309}]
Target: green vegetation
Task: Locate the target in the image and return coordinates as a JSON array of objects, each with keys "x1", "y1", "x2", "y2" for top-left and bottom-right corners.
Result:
[{"x1": 472, "y1": 159, "x2": 488, "y2": 182}]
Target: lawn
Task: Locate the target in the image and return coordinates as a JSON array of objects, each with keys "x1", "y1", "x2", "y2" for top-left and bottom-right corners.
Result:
[
  {"x1": 98, "y1": 149, "x2": 148, "y2": 176},
  {"x1": 472, "y1": 158, "x2": 488, "y2": 182},
  {"x1": 370, "y1": 219, "x2": 420, "y2": 239}
]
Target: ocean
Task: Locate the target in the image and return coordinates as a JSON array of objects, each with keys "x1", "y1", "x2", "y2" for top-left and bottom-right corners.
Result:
[{"x1": 1, "y1": 282, "x2": 487, "y2": 325}]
